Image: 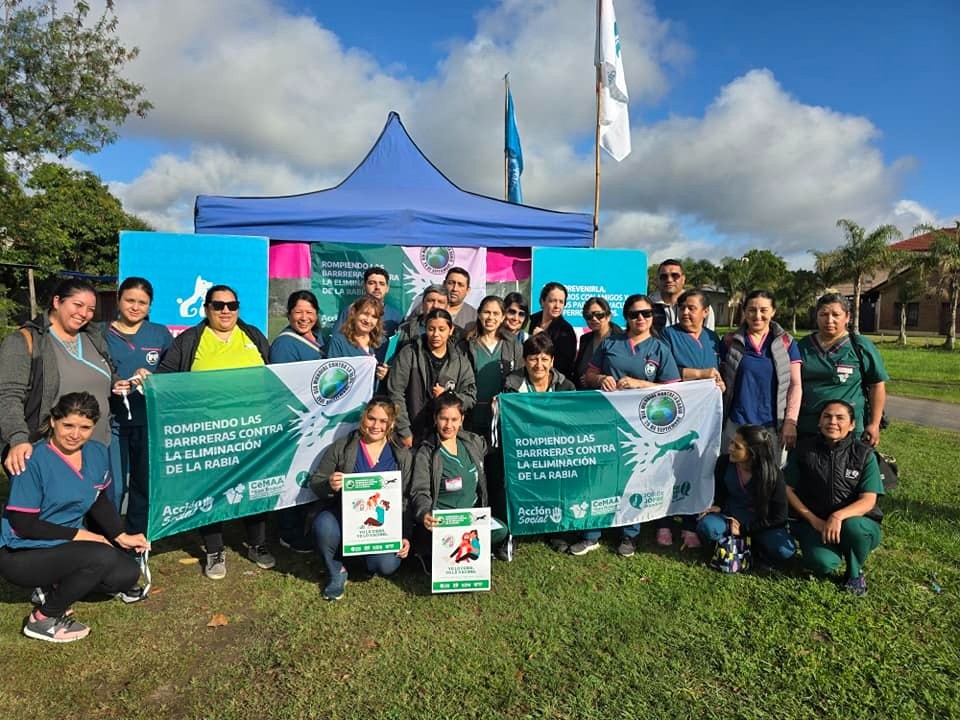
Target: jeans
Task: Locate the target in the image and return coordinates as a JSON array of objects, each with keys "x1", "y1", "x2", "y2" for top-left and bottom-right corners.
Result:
[
  {"x1": 312, "y1": 510, "x2": 401, "y2": 578},
  {"x1": 117, "y1": 425, "x2": 150, "y2": 534},
  {"x1": 582, "y1": 523, "x2": 640, "y2": 543},
  {"x1": 696, "y1": 512, "x2": 796, "y2": 562}
]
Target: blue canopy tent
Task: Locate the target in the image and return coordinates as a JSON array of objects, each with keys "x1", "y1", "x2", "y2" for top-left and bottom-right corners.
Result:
[{"x1": 194, "y1": 112, "x2": 593, "y2": 248}]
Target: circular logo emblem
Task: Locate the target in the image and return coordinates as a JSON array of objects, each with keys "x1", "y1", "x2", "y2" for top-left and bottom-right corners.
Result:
[
  {"x1": 311, "y1": 361, "x2": 356, "y2": 406},
  {"x1": 145, "y1": 350, "x2": 160, "y2": 366},
  {"x1": 629, "y1": 493, "x2": 644, "y2": 509},
  {"x1": 643, "y1": 361, "x2": 657, "y2": 380},
  {"x1": 638, "y1": 390, "x2": 685, "y2": 434},
  {"x1": 419, "y1": 247, "x2": 454, "y2": 274}
]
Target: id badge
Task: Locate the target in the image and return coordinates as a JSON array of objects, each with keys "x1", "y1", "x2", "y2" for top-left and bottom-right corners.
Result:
[{"x1": 444, "y1": 476, "x2": 463, "y2": 492}]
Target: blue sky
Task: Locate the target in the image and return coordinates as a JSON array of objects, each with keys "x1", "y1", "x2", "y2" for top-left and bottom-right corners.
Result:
[{"x1": 82, "y1": 0, "x2": 958, "y2": 267}]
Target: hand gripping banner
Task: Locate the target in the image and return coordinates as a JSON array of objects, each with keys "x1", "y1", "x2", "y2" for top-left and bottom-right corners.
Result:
[
  {"x1": 144, "y1": 358, "x2": 375, "y2": 541},
  {"x1": 499, "y1": 380, "x2": 722, "y2": 535}
]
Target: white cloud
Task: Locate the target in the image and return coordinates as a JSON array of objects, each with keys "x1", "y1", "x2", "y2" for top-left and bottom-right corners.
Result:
[{"x1": 105, "y1": 0, "x2": 923, "y2": 266}]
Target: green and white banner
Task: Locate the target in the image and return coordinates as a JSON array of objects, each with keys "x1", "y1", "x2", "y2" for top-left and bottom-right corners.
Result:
[
  {"x1": 341, "y1": 471, "x2": 403, "y2": 556},
  {"x1": 309, "y1": 242, "x2": 486, "y2": 336},
  {"x1": 431, "y1": 508, "x2": 491, "y2": 593},
  {"x1": 500, "y1": 380, "x2": 722, "y2": 535},
  {"x1": 144, "y1": 358, "x2": 375, "y2": 541}
]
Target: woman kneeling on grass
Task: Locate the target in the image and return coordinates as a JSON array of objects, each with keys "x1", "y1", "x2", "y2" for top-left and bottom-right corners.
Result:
[
  {"x1": 411, "y1": 392, "x2": 508, "y2": 566},
  {"x1": 785, "y1": 400, "x2": 884, "y2": 596},
  {"x1": 309, "y1": 398, "x2": 412, "y2": 601},
  {"x1": 0, "y1": 392, "x2": 150, "y2": 643},
  {"x1": 696, "y1": 424, "x2": 796, "y2": 564}
]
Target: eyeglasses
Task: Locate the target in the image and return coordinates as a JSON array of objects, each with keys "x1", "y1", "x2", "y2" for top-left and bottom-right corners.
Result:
[
  {"x1": 208, "y1": 300, "x2": 240, "y2": 311},
  {"x1": 625, "y1": 308, "x2": 654, "y2": 320},
  {"x1": 506, "y1": 308, "x2": 527, "y2": 317},
  {"x1": 583, "y1": 311, "x2": 608, "y2": 320},
  {"x1": 659, "y1": 272, "x2": 682, "y2": 281}
]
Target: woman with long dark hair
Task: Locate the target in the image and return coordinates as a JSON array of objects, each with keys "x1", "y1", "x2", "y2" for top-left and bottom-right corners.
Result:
[
  {"x1": 270, "y1": 290, "x2": 324, "y2": 363},
  {"x1": 573, "y1": 296, "x2": 621, "y2": 390},
  {"x1": 696, "y1": 424, "x2": 796, "y2": 562},
  {"x1": 0, "y1": 392, "x2": 149, "y2": 643},
  {"x1": 528, "y1": 282, "x2": 577, "y2": 380}
]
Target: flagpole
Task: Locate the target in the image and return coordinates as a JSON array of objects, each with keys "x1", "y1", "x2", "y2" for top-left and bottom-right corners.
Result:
[
  {"x1": 593, "y1": 0, "x2": 602, "y2": 248},
  {"x1": 504, "y1": 74, "x2": 509, "y2": 202}
]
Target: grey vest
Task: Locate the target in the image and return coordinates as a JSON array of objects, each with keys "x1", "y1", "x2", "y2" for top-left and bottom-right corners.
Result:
[{"x1": 720, "y1": 321, "x2": 793, "y2": 424}]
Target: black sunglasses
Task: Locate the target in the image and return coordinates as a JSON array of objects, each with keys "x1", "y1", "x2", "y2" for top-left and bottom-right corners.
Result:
[
  {"x1": 505, "y1": 308, "x2": 527, "y2": 317},
  {"x1": 625, "y1": 308, "x2": 654, "y2": 320},
  {"x1": 208, "y1": 300, "x2": 240, "y2": 311},
  {"x1": 583, "y1": 311, "x2": 608, "y2": 320},
  {"x1": 659, "y1": 272, "x2": 682, "y2": 280}
]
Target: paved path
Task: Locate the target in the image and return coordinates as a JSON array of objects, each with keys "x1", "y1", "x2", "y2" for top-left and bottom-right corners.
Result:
[{"x1": 886, "y1": 395, "x2": 960, "y2": 432}]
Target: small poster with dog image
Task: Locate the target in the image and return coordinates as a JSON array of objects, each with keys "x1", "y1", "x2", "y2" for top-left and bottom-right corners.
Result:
[
  {"x1": 341, "y1": 471, "x2": 403, "y2": 556},
  {"x1": 431, "y1": 508, "x2": 491, "y2": 593}
]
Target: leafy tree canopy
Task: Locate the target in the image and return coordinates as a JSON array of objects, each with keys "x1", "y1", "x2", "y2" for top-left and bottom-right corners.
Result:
[{"x1": 1, "y1": 0, "x2": 151, "y2": 163}]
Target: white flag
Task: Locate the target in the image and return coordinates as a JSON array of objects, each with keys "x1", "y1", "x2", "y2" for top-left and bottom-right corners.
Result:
[{"x1": 596, "y1": 0, "x2": 631, "y2": 161}]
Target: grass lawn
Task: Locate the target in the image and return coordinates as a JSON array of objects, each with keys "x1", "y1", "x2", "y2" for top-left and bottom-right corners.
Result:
[
  {"x1": 0, "y1": 422, "x2": 957, "y2": 719},
  {"x1": 869, "y1": 341, "x2": 960, "y2": 404}
]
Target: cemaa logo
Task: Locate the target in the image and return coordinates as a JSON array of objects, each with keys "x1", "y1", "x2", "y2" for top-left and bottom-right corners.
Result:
[
  {"x1": 638, "y1": 389, "x2": 685, "y2": 434},
  {"x1": 176, "y1": 274, "x2": 213, "y2": 319},
  {"x1": 419, "y1": 247, "x2": 455, "y2": 275},
  {"x1": 569, "y1": 501, "x2": 588, "y2": 519},
  {"x1": 311, "y1": 361, "x2": 356, "y2": 406}
]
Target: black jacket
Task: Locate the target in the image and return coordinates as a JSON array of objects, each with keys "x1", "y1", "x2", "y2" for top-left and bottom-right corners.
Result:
[
  {"x1": 790, "y1": 434, "x2": 883, "y2": 522},
  {"x1": 713, "y1": 455, "x2": 789, "y2": 534},
  {"x1": 157, "y1": 318, "x2": 270, "y2": 373},
  {"x1": 528, "y1": 312, "x2": 577, "y2": 380}
]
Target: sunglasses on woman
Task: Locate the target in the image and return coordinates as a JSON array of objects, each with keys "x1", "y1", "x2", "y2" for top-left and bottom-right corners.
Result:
[
  {"x1": 505, "y1": 308, "x2": 526, "y2": 318},
  {"x1": 625, "y1": 308, "x2": 654, "y2": 320},
  {"x1": 583, "y1": 311, "x2": 608, "y2": 320},
  {"x1": 208, "y1": 300, "x2": 240, "y2": 311}
]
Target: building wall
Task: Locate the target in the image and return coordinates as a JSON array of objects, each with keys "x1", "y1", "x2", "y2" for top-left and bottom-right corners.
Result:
[{"x1": 875, "y1": 272, "x2": 958, "y2": 334}]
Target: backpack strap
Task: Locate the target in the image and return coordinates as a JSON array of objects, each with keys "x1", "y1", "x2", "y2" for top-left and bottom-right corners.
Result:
[{"x1": 19, "y1": 327, "x2": 44, "y2": 440}]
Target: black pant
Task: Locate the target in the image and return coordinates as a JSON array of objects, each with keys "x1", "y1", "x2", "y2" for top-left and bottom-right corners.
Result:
[
  {"x1": 199, "y1": 514, "x2": 267, "y2": 553},
  {"x1": 0, "y1": 542, "x2": 139, "y2": 616}
]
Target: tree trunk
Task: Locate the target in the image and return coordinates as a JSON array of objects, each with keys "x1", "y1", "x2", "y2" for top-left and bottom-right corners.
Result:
[
  {"x1": 791, "y1": 310, "x2": 797, "y2": 335},
  {"x1": 852, "y1": 274, "x2": 862, "y2": 334},
  {"x1": 947, "y1": 285, "x2": 958, "y2": 351},
  {"x1": 898, "y1": 304, "x2": 907, "y2": 346}
]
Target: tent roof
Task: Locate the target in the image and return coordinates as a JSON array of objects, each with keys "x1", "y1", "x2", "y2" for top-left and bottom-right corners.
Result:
[{"x1": 194, "y1": 112, "x2": 593, "y2": 248}]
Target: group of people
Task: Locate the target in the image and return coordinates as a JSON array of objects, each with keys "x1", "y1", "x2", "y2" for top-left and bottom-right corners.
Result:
[{"x1": 0, "y1": 258, "x2": 890, "y2": 641}]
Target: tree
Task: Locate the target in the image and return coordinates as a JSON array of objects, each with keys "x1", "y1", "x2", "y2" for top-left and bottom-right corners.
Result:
[
  {"x1": 814, "y1": 219, "x2": 902, "y2": 334},
  {"x1": 891, "y1": 269, "x2": 924, "y2": 346},
  {"x1": 717, "y1": 249, "x2": 788, "y2": 325},
  {"x1": 1, "y1": 0, "x2": 151, "y2": 163},
  {"x1": 915, "y1": 222, "x2": 960, "y2": 350},
  {"x1": 682, "y1": 258, "x2": 719, "y2": 289},
  {"x1": 779, "y1": 269, "x2": 823, "y2": 334},
  {"x1": 0, "y1": 162, "x2": 151, "y2": 318}
]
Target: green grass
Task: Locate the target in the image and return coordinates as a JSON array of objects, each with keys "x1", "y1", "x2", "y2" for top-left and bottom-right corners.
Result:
[
  {"x1": 869, "y1": 341, "x2": 960, "y2": 403},
  {"x1": 1, "y1": 423, "x2": 958, "y2": 719}
]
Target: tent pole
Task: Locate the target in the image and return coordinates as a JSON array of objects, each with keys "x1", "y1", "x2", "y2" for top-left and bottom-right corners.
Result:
[{"x1": 593, "y1": 0, "x2": 602, "y2": 249}]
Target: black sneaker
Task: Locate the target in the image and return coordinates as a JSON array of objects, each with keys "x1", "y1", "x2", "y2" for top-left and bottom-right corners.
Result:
[
  {"x1": 569, "y1": 539, "x2": 601, "y2": 556},
  {"x1": 617, "y1": 537, "x2": 637, "y2": 557},
  {"x1": 246, "y1": 544, "x2": 276, "y2": 570},
  {"x1": 495, "y1": 536, "x2": 514, "y2": 562},
  {"x1": 115, "y1": 586, "x2": 148, "y2": 604}
]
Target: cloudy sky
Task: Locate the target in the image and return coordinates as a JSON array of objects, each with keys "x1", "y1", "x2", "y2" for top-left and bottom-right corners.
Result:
[{"x1": 77, "y1": 0, "x2": 958, "y2": 268}]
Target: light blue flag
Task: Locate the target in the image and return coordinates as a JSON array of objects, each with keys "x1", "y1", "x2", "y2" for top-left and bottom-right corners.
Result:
[{"x1": 505, "y1": 81, "x2": 523, "y2": 204}]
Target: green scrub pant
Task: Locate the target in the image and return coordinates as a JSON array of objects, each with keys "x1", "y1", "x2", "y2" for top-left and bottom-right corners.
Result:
[{"x1": 793, "y1": 516, "x2": 881, "y2": 579}]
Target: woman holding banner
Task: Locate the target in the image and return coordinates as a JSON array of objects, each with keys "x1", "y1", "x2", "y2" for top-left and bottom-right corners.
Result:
[
  {"x1": 411, "y1": 392, "x2": 507, "y2": 566},
  {"x1": 0, "y1": 392, "x2": 149, "y2": 643},
  {"x1": 269, "y1": 290, "x2": 325, "y2": 553},
  {"x1": 326, "y1": 295, "x2": 389, "y2": 383},
  {"x1": 528, "y1": 282, "x2": 577, "y2": 380},
  {"x1": 575, "y1": 294, "x2": 681, "y2": 558},
  {"x1": 386, "y1": 308, "x2": 476, "y2": 447},
  {"x1": 309, "y1": 397, "x2": 412, "y2": 601},
  {"x1": 158, "y1": 284, "x2": 273, "y2": 580},
  {"x1": 104, "y1": 277, "x2": 173, "y2": 535}
]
